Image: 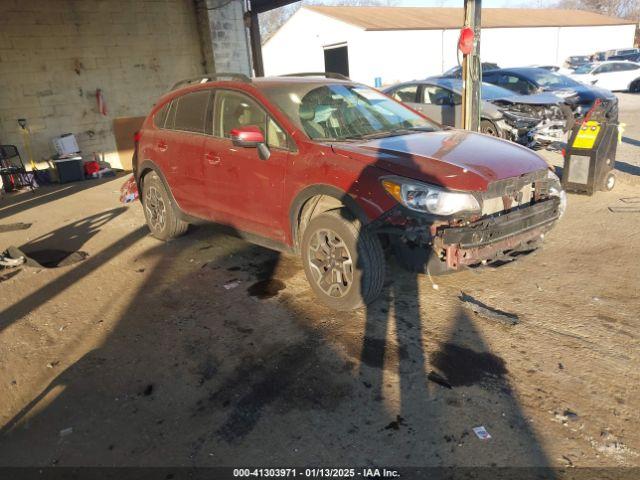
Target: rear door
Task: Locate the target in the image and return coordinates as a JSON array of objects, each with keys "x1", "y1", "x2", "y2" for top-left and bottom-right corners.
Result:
[
  {"x1": 164, "y1": 89, "x2": 212, "y2": 219},
  {"x1": 202, "y1": 89, "x2": 290, "y2": 241},
  {"x1": 614, "y1": 62, "x2": 640, "y2": 90},
  {"x1": 419, "y1": 85, "x2": 461, "y2": 127},
  {"x1": 591, "y1": 63, "x2": 618, "y2": 90}
]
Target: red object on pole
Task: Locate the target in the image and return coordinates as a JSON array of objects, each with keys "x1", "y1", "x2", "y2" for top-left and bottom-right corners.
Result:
[{"x1": 458, "y1": 26, "x2": 474, "y2": 55}]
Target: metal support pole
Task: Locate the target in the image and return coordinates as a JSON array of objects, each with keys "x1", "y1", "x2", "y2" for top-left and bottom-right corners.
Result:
[
  {"x1": 461, "y1": 0, "x2": 482, "y2": 132},
  {"x1": 248, "y1": 10, "x2": 264, "y2": 77}
]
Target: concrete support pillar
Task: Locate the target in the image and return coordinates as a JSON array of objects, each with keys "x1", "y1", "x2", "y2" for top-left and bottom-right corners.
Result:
[{"x1": 196, "y1": 0, "x2": 252, "y2": 76}]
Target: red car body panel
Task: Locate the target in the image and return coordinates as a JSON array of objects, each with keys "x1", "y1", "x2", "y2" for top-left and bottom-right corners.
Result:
[{"x1": 135, "y1": 78, "x2": 552, "y2": 250}]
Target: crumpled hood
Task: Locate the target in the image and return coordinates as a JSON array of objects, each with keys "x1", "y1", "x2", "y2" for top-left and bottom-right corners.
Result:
[
  {"x1": 333, "y1": 129, "x2": 548, "y2": 192},
  {"x1": 490, "y1": 91, "x2": 565, "y2": 106}
]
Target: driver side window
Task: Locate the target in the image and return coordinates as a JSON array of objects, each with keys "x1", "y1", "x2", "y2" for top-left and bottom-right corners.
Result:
[
  {"x1": 422, "y1": 86, "x2": 460, "y2": 105},
  {"x1": 214, "y1": 90, "x2": 289, "y2": 150},
  {"x1": 390, "y1": 84, "x2": 418, "y2": 103}
]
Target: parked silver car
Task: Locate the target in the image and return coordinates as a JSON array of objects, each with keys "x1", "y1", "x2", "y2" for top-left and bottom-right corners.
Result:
[{"x1": 383, "y1": 77, "x2": 571, "y2": 147}]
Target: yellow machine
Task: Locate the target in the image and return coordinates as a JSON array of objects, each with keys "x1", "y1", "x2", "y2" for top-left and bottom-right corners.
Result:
[{"x1": 562, "y1": 118, "x2": 617, "y2": 195}]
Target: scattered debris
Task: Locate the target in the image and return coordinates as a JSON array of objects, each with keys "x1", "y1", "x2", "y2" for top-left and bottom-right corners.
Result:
[
  {"x1": 46, "y1": 361, "x2": 60, "y2": 369},
  {"x1": 0, "y1": 249, "x2": 25, "y2": 268},
  {"x1": 223, "y1": 280, "x2": 241, "y2": 290},
  {"x1": 459, "y1": 292, "x2": 519, "y2": 326},
  {"x1": 247, "y1": 279, "x2": 286, "y2": 299},
  {"x1": 384, "y1": 415, "x2": 407, "y2": 431},
  {"x1": 561, "y1": 455, "x2": 574, "y2": 467},
  {"x1": 472, "y1": 426, "x2": 491, "y2": 440},
  {"x1": 427, "y1": 370, "x2": 452, "y2": 389},
  {"x1": 142, "y1": 384, "x2": 154, "y2": 396},
  {"x1": 555, "y1": 409, "x2": 579, "y2": 424},
  {"x1": 608, "y1": 206, "x2": 640, "y2": 213},
  {"x1": 563, "y1": 409, "x2": 579, "y2": 420},
  {"x1": 119, "y1": 176, "x2": 139, "y2": 204},
  {"x1": 59, "y1": 427, "x2": 73, "y2": 437},
  {"x1": 0, "y1": 269, "x2": 21, "y2": 283},
  {"x1": 0, "y1": 222, "x2": 32, "y2": 233},
  {"x1": 558, "y1": 362, "x2": 564, "y2": 370}
]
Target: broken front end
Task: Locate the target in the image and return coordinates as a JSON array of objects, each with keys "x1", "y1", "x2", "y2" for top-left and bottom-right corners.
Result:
[
  {"x1": 376, "y1": 169, "x2": 565, "y2": 272},
  {"x1": 493, "y1": 101, "x2": 570, "y2": 148}
]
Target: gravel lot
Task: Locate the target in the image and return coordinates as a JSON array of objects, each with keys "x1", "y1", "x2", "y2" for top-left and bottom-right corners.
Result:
[{"x1": 0, "y1": 94, "x2": 638, "y2": 470}]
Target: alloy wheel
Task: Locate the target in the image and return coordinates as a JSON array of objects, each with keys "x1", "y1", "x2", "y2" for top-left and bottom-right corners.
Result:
[
  {"x1": 307, "y1": 228, "x2": 354, "y2": 298},
  {"x1": 145, "y1": 186, "x2": 166, "y2": 231}
]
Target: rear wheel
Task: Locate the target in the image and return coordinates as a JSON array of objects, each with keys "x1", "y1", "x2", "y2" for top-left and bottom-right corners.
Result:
[
  {"x1": 630, "y1": 79, "x2": 640, "y2": 93},
  {"x1": 142, "y1": 171, "x2": 188, "y2": 240},
  {"x1": 301, "y1": 210, "x2": 384, "y2": 311},
  {"x1": 480, "y1": 119, "x2": 499, "y2": 137}
]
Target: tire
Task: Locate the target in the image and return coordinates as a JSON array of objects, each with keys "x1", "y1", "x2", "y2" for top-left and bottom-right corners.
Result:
[
  {"x1": 480, "y1": 119, "x2": 499, "y2": 137},
  {"x1": 603, "y1": 171, "x2": 616, "y2": 191},
  {"x1": 630, "y1": 79, "x2": 640, "y2": 93},
  {"x1": 301, "y1": 209, "x2": 384, "y2": 311},
  {"x1": 142, "y1": 171, "x2": 188, "y2": 240}
]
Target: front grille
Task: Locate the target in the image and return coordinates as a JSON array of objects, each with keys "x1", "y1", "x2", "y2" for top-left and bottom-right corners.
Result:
[{"x1": 482, "y1": 169, "x2": 547, "y2": 200}]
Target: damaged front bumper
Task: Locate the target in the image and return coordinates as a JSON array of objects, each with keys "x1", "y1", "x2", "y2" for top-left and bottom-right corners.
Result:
[
  {"x1": 435, "y1": 197, "x2": 560, "y2": 269},
  {"x1": 371, "y1": 189, "x2": 562, "y2": 272}
]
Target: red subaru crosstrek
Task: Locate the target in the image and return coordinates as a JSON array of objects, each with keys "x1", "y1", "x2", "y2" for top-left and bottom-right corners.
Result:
[{"x1": 133, "y1": 73, "x2": 565, "y2": 310}]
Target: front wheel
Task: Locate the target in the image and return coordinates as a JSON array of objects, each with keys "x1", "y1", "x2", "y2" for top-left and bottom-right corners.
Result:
[
  {"x1": 480, "y1": 119, "x2": 500, "y2": 137},
  {"x1": 301, "y1": 210, "x2": 385, "y2": 311}
]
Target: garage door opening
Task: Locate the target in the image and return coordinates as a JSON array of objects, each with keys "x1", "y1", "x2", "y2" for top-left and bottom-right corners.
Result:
[{"x1": 324, "y1": 44, "x2": 349, "y2": 77}]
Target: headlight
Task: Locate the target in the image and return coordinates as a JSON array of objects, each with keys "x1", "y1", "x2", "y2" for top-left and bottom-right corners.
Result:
[
  {"x1": 382, "y1": 177, "x2": 480, "y2": 216},
  {"x1": 502, "y1": 111, "x2": 540, "y2": 128},
  {"x1": 547, "y1": 170, "x2": 567, "y2": 218}
]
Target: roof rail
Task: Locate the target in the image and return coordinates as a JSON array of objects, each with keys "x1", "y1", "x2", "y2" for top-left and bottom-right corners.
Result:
[
  {"x1": 169, "y1": 72, "x2": 251, "y2": 91},
  {"x1": 280, "y1": 72, "x2": 351, "y2": 81}
]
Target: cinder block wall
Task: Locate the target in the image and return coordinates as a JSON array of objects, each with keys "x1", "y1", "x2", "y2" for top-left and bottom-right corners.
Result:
[
  {"x1": 206, "y1": 0, "x2": 251, "y2": 75},
  {"x1": 0, "y1": 0, "x2": 208, "y2": 170}
]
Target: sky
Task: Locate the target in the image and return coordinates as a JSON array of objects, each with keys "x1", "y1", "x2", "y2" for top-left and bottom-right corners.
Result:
[{"x1": 394, "y1": 0, "x2": 556, "y2": 6}]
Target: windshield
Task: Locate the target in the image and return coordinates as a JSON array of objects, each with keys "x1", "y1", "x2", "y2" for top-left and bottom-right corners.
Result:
[
  {"x1": 259, "y1": 83, "x2": 438, "y2": 141},
  {"x1": 480, "y1": 83, "x2": 516, "y2": 100},
  {"x1": 574, "y1": 63, "x2": 595, "y2": 74},
  {"x1": 526, "y1": 69, "x2": 580, "y2": 88}
]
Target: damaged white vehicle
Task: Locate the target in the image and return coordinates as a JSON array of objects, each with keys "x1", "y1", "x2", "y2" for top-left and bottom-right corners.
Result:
[{"x1": 384, "y1": 78, "x2": 572, "y2": 148}]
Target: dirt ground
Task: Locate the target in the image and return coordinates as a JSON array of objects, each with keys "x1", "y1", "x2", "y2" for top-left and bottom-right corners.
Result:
[{"x1": 0, "y1": 94, "x2": 639, "y2": 471}]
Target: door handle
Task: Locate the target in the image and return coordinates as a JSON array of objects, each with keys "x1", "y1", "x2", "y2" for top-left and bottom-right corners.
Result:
[
  {"x1": 205, "y1": 152, "x2": 221, "y2": 166},
  {"x1": 158, "y1": 141, "x2": 168, "y2": 152}
]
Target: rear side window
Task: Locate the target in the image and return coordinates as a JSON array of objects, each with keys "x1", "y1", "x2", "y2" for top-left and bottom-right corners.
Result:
[
  {"x1": 174, "y1": 90, "x2": 211, "y2": 133},
  {"x1": 616, "y1": 63, "x2": 639, "y2": 71}
]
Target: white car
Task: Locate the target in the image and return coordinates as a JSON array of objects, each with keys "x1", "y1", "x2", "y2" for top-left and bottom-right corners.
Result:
[{"x1": 570, "y1": 61, "x2": 640, "y2": 92}]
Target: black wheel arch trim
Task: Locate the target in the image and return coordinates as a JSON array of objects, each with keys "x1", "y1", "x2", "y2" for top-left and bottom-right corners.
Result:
[
  {"x1": 136, "y1": 160, "x2": 201, "y2": 224},
  {"x1": 289, "y1": 184, "x2": 371, "y2": 252}
]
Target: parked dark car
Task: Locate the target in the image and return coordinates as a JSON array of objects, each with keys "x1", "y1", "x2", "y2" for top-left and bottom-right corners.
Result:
[
  {"x1": 563, "y1": 55, "x2": 590, "y2": 69},
  {"x1": 608, "y1": 53, "x2": 640, "y2": 62},
  {"x1": 483, "y1": 67, "x2": 618, "y2": 121},
  {"x1": 441, "y1": 62, "x2": 500, "y2": 78},
  {"x1": 134, "y1": 73, "x2": 565, "y2": 310},
  {"x1": 383, "y1": 77, "x2": 570, "y2": 147}
]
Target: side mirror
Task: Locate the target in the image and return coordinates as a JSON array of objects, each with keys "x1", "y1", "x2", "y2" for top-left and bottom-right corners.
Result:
[{"x1": 230, "y1": 125, "x2": 264, "y2": 148}]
